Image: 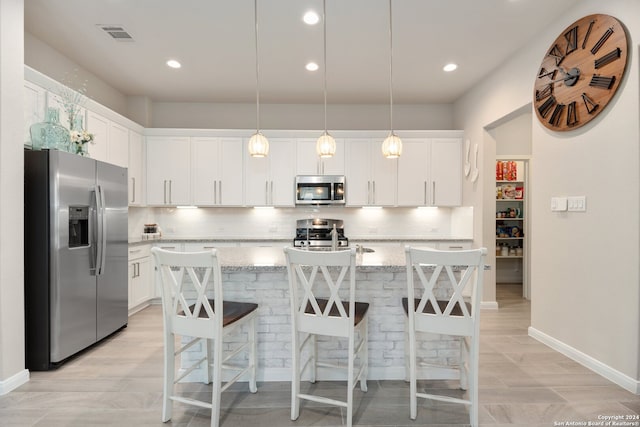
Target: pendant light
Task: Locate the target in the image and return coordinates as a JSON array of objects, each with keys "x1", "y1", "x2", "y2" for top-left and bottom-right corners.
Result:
[
  {"x1": 248, "y1": 0, "x2": 269, "y2": 157},
  {"x1": 381, "y1": 0, "x2": 402, "y2": 159},
  {"x1": 316, "y1": 0, "x2": 336, "y2": 158}
]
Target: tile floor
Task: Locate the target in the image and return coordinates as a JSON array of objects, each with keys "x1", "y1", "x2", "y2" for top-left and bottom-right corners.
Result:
[{"x1": 1, "y1": 284, "x2": 639, "y2": 426}]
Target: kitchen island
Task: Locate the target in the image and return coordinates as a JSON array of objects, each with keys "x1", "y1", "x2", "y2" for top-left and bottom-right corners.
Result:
[{"x1": 160, "y1": 244, "x2": 477, "y2": 383}]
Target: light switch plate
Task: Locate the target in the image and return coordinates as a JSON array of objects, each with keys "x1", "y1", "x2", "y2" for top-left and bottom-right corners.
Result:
[
  {"x1": 568, "y1": 196, "x2": 586, "y2": 212},
  {"x1": 551, "y1": 197, "x2": 567, "y2": 211}
]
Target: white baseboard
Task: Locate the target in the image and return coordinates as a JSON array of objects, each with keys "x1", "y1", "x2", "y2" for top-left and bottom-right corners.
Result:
[
  {"x1": 0, "y1": 369, "x2": 29, "y2": 396},
  {"x1": 528, "y1": 327, "x2": 640, "y2": 395},
  {"x1": 481, "y1": 301, "x2": 499, "y2": 310}
]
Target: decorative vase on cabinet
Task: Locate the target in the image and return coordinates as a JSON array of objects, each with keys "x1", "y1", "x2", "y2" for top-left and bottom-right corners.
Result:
[
  {"x1": 69, "y1": 114, "x2": 93, "y2": 157},
  {"x1": 30, "y1": 107, "x2": 71, "y2": 152}
]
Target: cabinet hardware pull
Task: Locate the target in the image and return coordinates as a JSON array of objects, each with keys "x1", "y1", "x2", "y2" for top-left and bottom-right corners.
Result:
[
  {"x1": 367, "y1": 181, "x2": 371, "y2": 205},
  {"x1": 432, "y1": 181, "x2": 436, "y2": 205},
  {"x1": 424, "y1": 181, "x2": 427, "y2": 205},
  {"x1": 218, "y1": 180, "x2": 222, "y2": 204},
  {"x1": 163, "y1": 180, "x2": 167, "y2": 204},
  {"x1": 213, "y1": 180, "x2": 217, "y2": 204},
  {"x1": 270, "y1": 181, "x2": 274, "y2": 205},
  {"x1": 131, "y1": 177, "x2": 136, "y2": 203},
  {"x1": 372, "y1": 181, "x2": 376, "y2": 205},
  {"x1": 169, "y1": 180, "x2": 173, "y2": 204}
]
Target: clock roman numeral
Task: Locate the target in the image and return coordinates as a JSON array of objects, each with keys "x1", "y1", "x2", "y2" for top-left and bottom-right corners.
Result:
[
  {"x1": 538, "y1": 96, "x2": 556, "y2": 118},
  {"x1": 538, "y1": 68, "x2": 557, "y2": 80},
  {"x1": 547, "y1": 44, "x2": 564, "y2": 65},
  {"x1": 535, "y1": 84, "x2": 553, "y2": 101},
  {"x1": 549, "y1": 103, "x2": 565, "y2": 127},
  {"x1": 547, "y1": 44, "x2": 565, "y2": 66},
  {"x1": 594, "y1": 48, "x2": 621, "y2": 69},
  {"x1": 565, "y1": 25, "x2": 578, "y2": 55},
  {"x1": 581, "y1": 93, "x2": 599, "y2": 114},
  {"x1": 590, "y1": 27, "x2": 614, "y2": 54},
  {"x1": 582, "y1": 19, "x2": 595, "y2": 49},
  {"x1": 590, "y1": 74, "x2": 615, "y2": 89},
  {"x1": 566, "y1": 101, "x2": 578, "y2": 126}
]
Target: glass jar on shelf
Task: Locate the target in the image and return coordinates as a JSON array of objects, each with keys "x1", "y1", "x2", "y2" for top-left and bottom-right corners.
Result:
[{"x1": 30, "y1": 107, "x2": 71, "y2": 152}]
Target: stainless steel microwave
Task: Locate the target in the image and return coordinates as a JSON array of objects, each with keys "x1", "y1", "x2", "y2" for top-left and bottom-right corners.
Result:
[{"x1": 295, "y1": 175, "x2": 345, "y2": 205}]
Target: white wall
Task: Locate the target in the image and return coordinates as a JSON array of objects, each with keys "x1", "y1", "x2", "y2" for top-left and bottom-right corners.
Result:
[
  {"x1": 25, "y1": 33, "x2": 454, "y2": 131},
  {"x1": 0, "y1": 0, "x2": 28, "y2": 394},
  {"x1": 24, "y1": 32, "x2": 129, "y2": 117},
  {"x1": 151, "y1": 102, "x2": 453, "y2": 130},
  {"x1": 454, "y1": 0, "x2": 640, "y2": 389}
]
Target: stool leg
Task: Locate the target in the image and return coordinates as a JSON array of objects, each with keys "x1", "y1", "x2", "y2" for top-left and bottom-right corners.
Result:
[
  {"x1": 210, "y1": 337, "x2": 222, "y2": 427},
  {"x1": 162, "y1": 331, "x2": 175, "y2": 422},
  {"x1": 249, "y1": 315, "x2": 258, "y2": 393},
  {"x1": 291, "y1": 331, "x2": 300, "y2": 421}
]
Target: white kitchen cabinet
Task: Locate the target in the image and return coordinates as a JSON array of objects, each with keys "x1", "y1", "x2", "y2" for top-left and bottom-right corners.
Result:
[
  {"x1": 108, "y1": 122, "x2": 129, "y2": 168},
  {"x1": 128, "y1": 131, "x2": 144, "y2": 206},
  {"x1": 296, "y1": 138, "x2": 345, "y2": 175},
  {"x1": 146, "y1": 136, "x2": 191, "y2": 206},
  {"x1": 397, "y1": 138, "x2": 462, "y2": 207},
  {"x1": 345, "y1": 138, "x2": 397, "y2": 206},
  {"x1": 128, "y1": 245, "x2": 152, "y2": 313},
  {"x1": 192, "y1": 137, "x2": 244, "y2": 206},
  {"x1": 86, "y1": 110, "x2": 109, "y2": 162},
  {"x1": 244, "y1": 138, "x2": 296, "y2": 206},
  {"x1": 23, "y1": 80, "x2": 46, "y2": 145}
]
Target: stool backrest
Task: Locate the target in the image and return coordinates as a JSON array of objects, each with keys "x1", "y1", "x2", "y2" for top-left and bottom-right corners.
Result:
[
  {"x1": 152, "y1": 248, "x2": 223, "y2": 340},
  {"x1": 284, "y1": 247, "x2": 357, "y2": 338},
  {"x1": 405, "y1": 247, "x2": 486, "y2": 337}
]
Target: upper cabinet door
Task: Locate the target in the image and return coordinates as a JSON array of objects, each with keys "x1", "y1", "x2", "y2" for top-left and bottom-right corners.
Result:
[
  {"x1": 108, "y1": 122, "x2": 129, "y2": 168},
  {"x1": 430, "y1": 138, "x2": 462, "y2": 206},
  {"x1": 345, "y1": 139, "x2": 396, "y2": 206},
  {"x1": 23, "y1": 81, "x2": 46, "y2": 145},
  {"x1": 244, "y1": 138, "x2": 295, "y2": 207},
  {"x1": 397, "y1": 138, "x2": 462, "y2": 207},
  {"x1": 128, "y1": 131, "x2": 144, "y2": 206},
  {"x1": 86, "y1": 111, "x2": 109, "y2": 163},
  {"x1": 397, "y1": 140, "x2": 429, "y2": 206},
  {"x1": 217, "y1": 138, "x2": 244, "y2": 206},
  {"x1": 146, "y1": 136, "x2": 190, "y2": 206},
  {"x1": 192, "y1": 137, "x2": 244, "y2": 206}
]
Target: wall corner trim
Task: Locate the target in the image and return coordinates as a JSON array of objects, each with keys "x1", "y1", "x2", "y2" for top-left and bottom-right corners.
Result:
[
  {"x1": 0, "y1": 369, "x2": 29, "y2": 396},
  {"x1": 528, "y1": 327, "x2": 640, "y2": 395}
]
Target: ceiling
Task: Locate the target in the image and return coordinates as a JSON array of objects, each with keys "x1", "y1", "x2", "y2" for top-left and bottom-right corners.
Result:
[{"x1": 24, "y1": 0, "x2": 580, "y2": 105}]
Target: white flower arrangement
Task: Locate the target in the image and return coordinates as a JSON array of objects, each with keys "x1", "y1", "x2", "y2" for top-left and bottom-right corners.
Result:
[{"x1": 70, "y1": 129, "x2": 94, "y2": 145}]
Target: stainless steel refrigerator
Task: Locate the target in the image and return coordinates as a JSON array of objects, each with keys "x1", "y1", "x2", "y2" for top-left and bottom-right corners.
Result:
[{"x1": 24, "y1": 149, "x2": 128, "y2": 370}]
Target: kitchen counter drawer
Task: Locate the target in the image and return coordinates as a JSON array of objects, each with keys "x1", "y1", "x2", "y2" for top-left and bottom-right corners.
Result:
[{"x1": 128, "y1": 244, "x2": 150, "y2": 261}]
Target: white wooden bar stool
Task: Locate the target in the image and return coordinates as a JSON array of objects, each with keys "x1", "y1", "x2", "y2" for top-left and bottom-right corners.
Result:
[
  {"x1": 284, "y1": 247, "x2": 368, "y2": 427},
  {"x1": 403, "y1": 246, "x2": 486, "y2": 427},
  {"x1": 152, "y1": 248, "x2": 258, "y2": 427}
]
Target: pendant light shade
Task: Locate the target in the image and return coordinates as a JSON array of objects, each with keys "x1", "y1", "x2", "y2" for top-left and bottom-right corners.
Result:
[
  {"x1": 382, "y1": 0, "x2": 402, "y2": 159},
  {"x1": 249, "y1": 0, "x2": 269, "y2": 157},
  {"x1": 248, "y1": 132, "x2": 269, "y2": 158},
  {"x1": 382, "y1": 133, "x2": 402, "y2": 158},
  {"x1": 315, "y1": 0, "x2": 336, "y2": 158},
  {"x1": 317, "y1": 132, "x2": 336, "y2": 158}
]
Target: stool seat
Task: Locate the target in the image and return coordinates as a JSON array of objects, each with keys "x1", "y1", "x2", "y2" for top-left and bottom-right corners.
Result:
[{"x1": 185, "y1": 300, "x2": 259, "y2": 326}]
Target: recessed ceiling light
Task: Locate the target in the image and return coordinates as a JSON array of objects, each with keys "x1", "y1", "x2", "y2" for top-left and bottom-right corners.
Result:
[
  {"x1": 306, "y1": 62, "x2": 319, "y2": 71},
  {"x1": 443, "y1": 63, "x2": 458, "y2": 72},
  {"x1": 166, "y1": 59, "x2": 181, "y2": 69},
  {"x1": 303, "y1": 11, "x2": 320, "y2": 25}
]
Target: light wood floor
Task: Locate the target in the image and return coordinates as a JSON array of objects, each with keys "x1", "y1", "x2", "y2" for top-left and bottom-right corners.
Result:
[{"x1": 1, "y1": 285, "x2": 638, "y2": 426}]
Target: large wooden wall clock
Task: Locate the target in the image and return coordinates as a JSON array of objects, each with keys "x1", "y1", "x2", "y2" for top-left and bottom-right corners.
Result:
[{"x1": 534, "y1": 14, "x2": 628, "y2": 131}]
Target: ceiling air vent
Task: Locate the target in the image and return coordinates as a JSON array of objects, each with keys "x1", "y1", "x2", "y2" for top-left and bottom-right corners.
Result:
[{"x1": 98, "y1": 25, "x2": 134, "y2": 42}]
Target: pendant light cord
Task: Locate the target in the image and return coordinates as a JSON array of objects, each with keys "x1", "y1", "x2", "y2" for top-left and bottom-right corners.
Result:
[
  {"x1": 323, "y1": 0, "x2": 328, "y2": 133},
  {"x1": 388, "y1": 0, "x2": 394, "y2": 134},
  {"x1": 254, "y1": 0, "x2": 260, "y2": 132}
]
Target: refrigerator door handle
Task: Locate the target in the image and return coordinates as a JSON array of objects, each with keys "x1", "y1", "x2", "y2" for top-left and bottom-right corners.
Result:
[{"x1": 95, "y1": 185, "x2": 107, "y2": 275}]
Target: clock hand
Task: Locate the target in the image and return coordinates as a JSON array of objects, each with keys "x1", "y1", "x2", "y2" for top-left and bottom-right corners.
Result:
[{"x1": 548, "y1": 67, "x2": 581, "y2": 85}]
